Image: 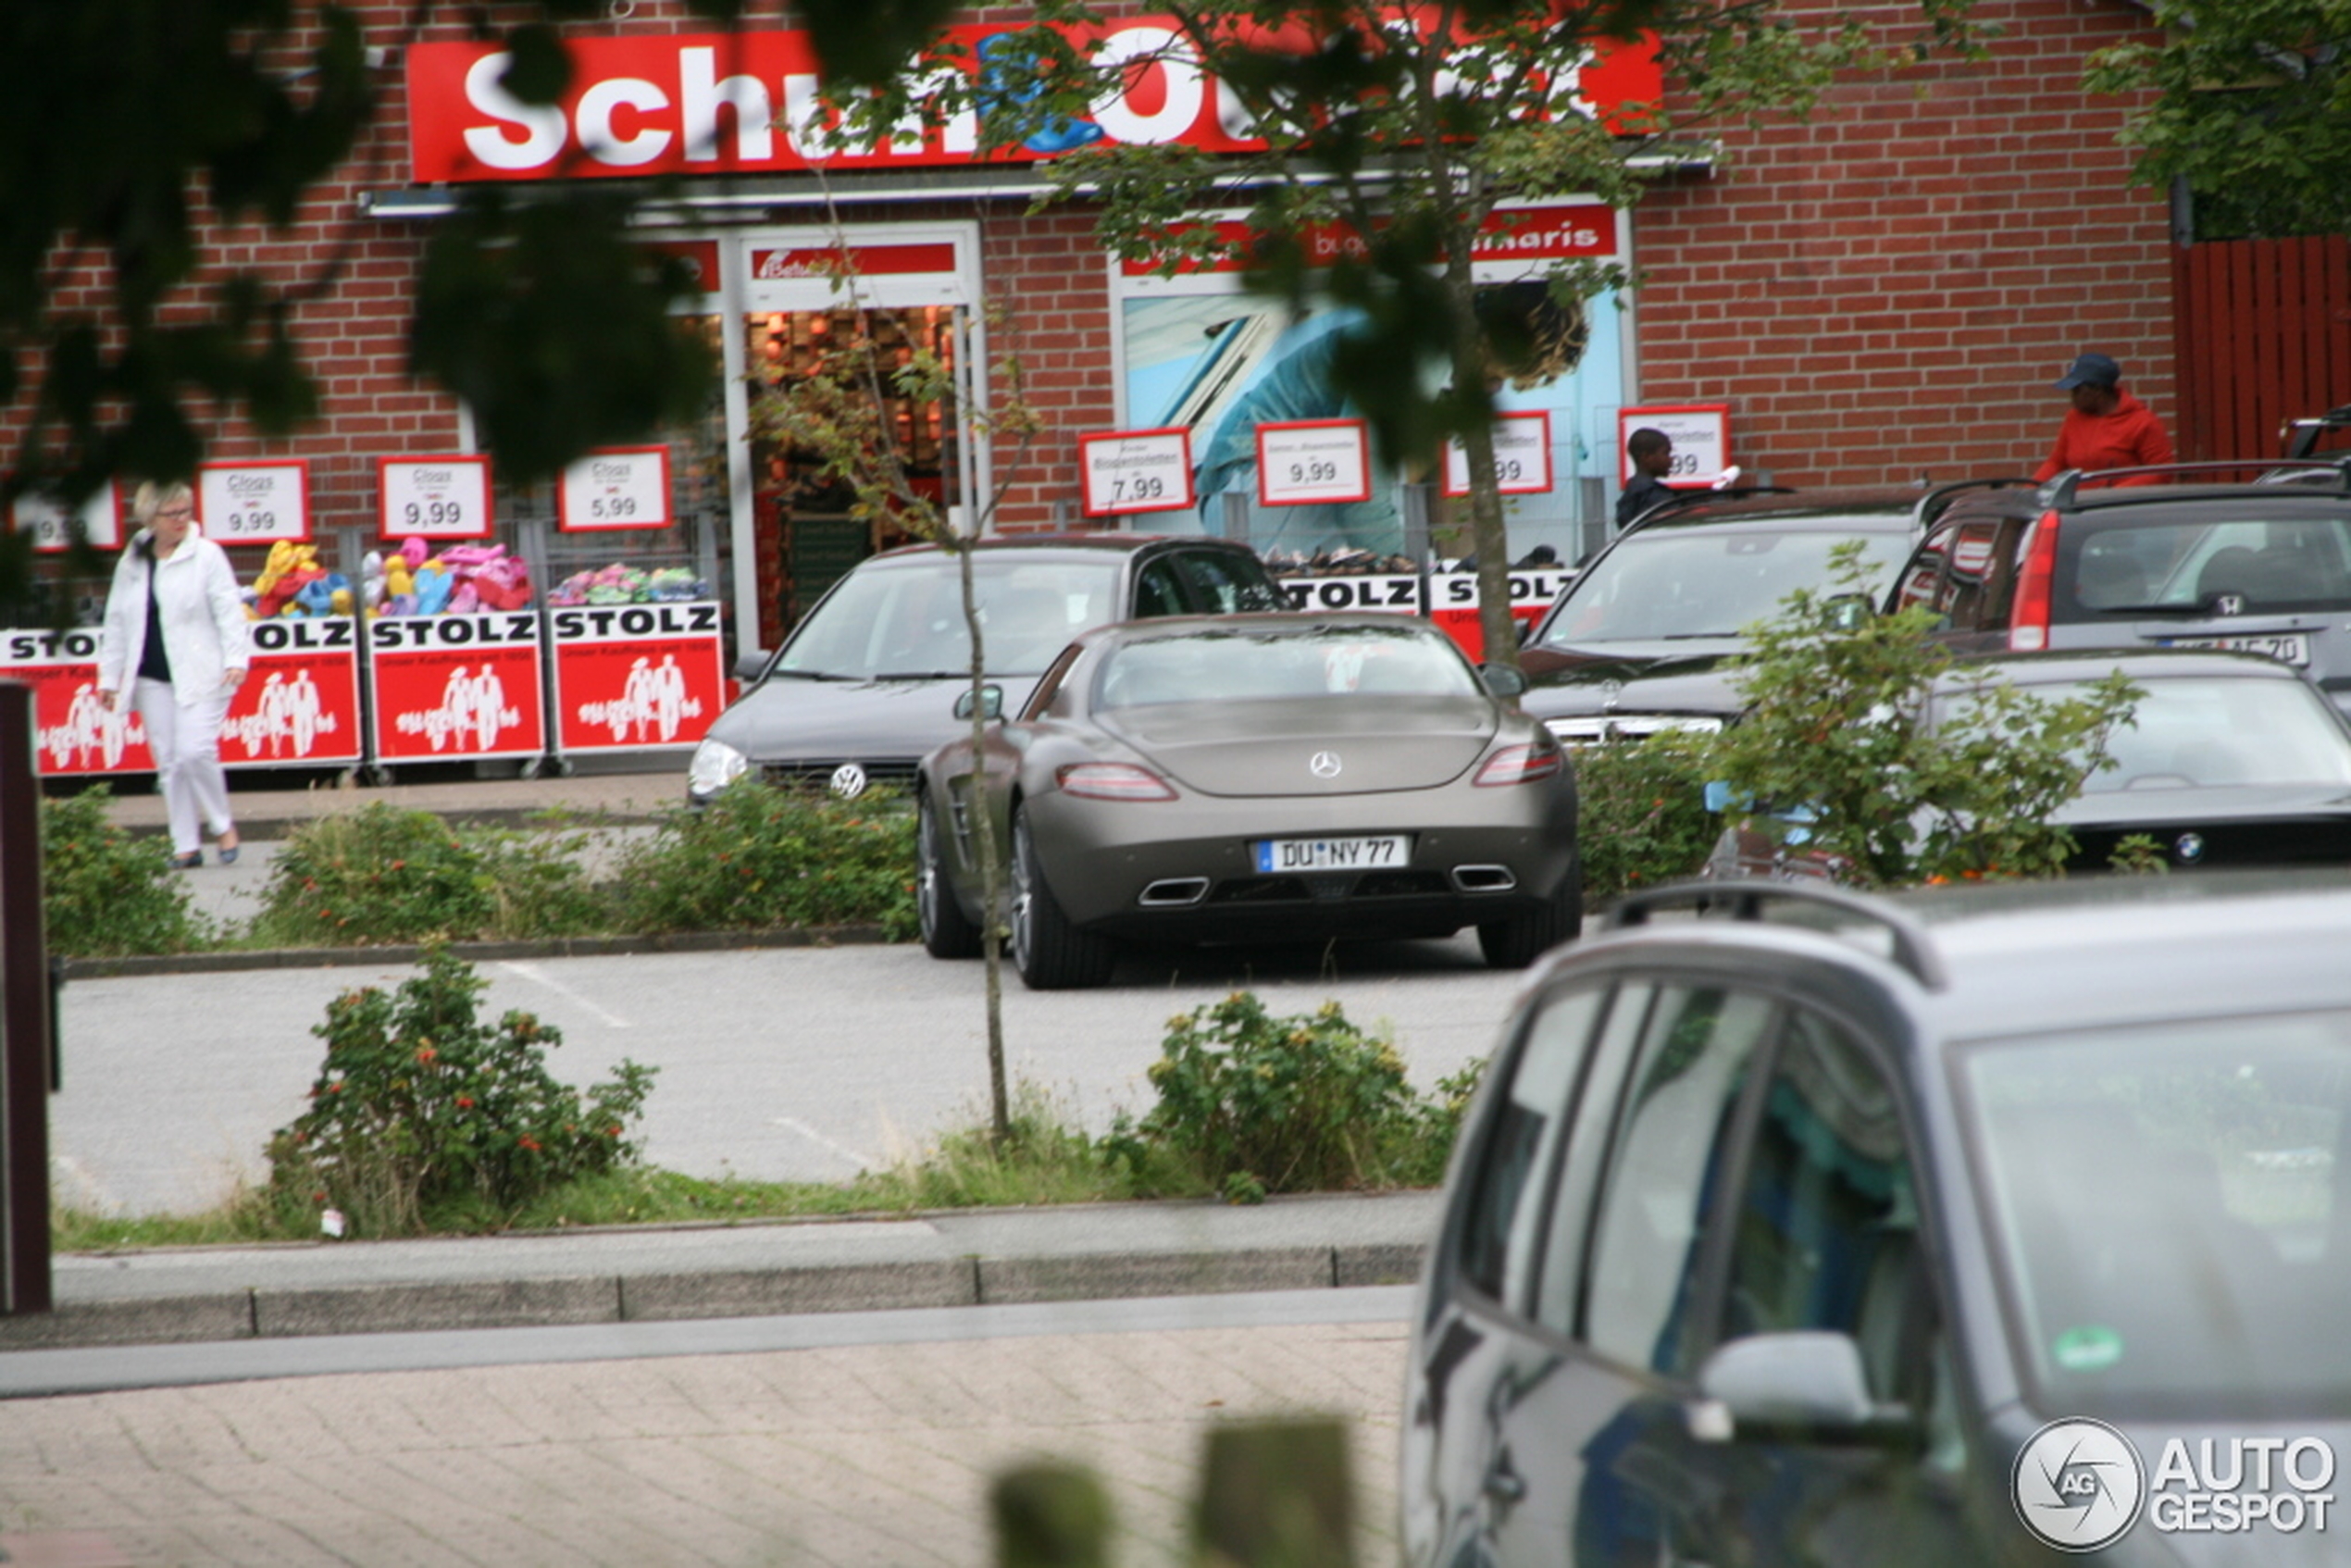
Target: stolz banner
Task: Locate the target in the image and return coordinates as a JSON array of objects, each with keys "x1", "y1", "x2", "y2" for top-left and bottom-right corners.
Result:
[
  {"x1": 2, "y1": 626, "x2": 153, "y2": 777},
  {"x1": 367, "y1": 611, "x2": 546, "y2": 763},
  {"x1": 1427, "y1": 566, "x2": 1576, "y2": 659},
  {"x1": 547, "y1": 602, "x2": 726, "y2": 754},
  {"x1": 229, "y1": 618, "x2": 363, "y2": 768}
]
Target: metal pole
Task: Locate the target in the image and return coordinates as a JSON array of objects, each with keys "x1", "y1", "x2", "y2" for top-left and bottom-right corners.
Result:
[{"x1": 0, "y1": 681, "x2": 55, "y2": 1314}]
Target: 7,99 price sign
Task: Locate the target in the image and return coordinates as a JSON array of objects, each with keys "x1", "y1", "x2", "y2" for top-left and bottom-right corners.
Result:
[
  {"x1": 1256, "y1": 419, "x2": 1373, "y2": 507},
  {"x1": 559, "y1": 446, "x2": 671, "y2": 531},
  {"x1": 379, "y1": 455, "x2": 492, "y2": 540},
  {"x1": 1080, "y1": 429, "x2": 1194, "y2": 517},
  {"x1": 199, "y1": 459, "x2": 311, "y2": 544}
]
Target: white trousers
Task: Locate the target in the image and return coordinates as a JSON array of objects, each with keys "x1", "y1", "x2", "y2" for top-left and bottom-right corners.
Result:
[{"x1": 133, "y1": 677, "x2": 235, "y2": 856}]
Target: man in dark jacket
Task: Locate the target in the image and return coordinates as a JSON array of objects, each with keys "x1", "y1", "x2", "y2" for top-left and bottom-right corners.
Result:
[
  {"x1": 2034, "y1": 352, "x2": 2174, "y2": 485},
  {"x1": 1616, "y1": 427, "x2": 1676, "y2": 527}
]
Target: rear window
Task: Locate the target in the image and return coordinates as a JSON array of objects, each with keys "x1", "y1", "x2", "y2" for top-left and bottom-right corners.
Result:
[
  {"x1": 1536, "y1": 525, "x2": 1904, "y2": 643},
  {"x1": 1096, "y1": 620, "x2": 1478, "y2": 708},
  {"x1": 2057, "y1": 512, "x2": 2351, "y2": 619}
]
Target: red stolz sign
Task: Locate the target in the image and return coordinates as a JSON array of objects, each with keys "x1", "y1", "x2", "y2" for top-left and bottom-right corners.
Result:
[
  {"x1": 405, "y1": 23, "x2": 1661, "y2": 183},
  {"x1": 226, "y1": 619, "x2": 364, "y2": 767},
  {"x1": 547, "y1": 603, "x2": 727, "y2": 754},
  {"x1": 367, "y1": 613, "x2": 547, "y2": 763},
  {"x1": 3, "y1": 627, "x2": 153, "y2": 776}
]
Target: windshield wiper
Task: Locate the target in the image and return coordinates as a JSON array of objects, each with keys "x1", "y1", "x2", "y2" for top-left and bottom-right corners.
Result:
[
  {"x1": 768, "y1": 668, "x2": 855, "y2": 680},
  {"x1": 872, "y1": 670, "x2": 970, "y2": 681},
  {"x1": 2092, "y1": 601, "x2": 2231, "y2": 617}
]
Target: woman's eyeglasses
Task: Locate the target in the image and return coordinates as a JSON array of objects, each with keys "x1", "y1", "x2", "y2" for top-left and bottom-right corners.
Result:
[{"x1": 155, "y1": 506, "x2": 194, "y2": 520}]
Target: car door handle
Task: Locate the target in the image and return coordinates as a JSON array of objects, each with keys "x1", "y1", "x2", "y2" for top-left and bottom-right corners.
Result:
[{"x1": 1483, "y1": 1450, "x2": 1527, "y2": 1504}]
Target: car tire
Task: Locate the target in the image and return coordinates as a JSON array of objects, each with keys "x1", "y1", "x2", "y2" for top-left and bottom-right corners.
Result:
[
  {"x1": 1476, "y1": 865, "x2": 1584, "y2": 969},
  {"x1": 1011, "y1": 804, "x2": 1117, "y2": 989},
  {"x1": 917, "y1": 790, "x2": 984, "y2": 960}
]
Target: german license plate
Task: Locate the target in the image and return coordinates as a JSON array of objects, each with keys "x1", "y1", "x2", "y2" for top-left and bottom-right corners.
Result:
[
  {"x1": 2158, "y1": 633, "x2": 2310, "y2": 666},
  {"x1": 1253, "y1": 835, "x2": 1410, "y2": 872}
]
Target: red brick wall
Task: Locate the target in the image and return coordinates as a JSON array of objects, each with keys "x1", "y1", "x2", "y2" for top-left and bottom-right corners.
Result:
[{"x1": 1632, "y1": 0, "x2": 2172, "y2": 487}]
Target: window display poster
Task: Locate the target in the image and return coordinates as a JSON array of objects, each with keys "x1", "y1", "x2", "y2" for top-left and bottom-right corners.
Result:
[
  {"x1": 379, "y1": 456, "x2": 494, "y2": 540},
  {"x1": 548, "y1": 602, "x2": 727, "y2": 753},
  {"x1": 366, "y1": 612, "x2": 547, "y2": 761},
  {"x1": 9, "y1": 484, "x2": 121, "y2": 554},
  {"x1": 559, "y1": 446, "x2": 672, "y2": 530},
  {"x1": 198, "y1": 460, "x2": 311, "y2": 543}
]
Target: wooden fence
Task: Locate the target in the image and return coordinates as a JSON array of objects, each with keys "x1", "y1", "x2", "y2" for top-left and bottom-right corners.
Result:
[{"x1": 2171, "y1": 235, "x2": 2351, "y2": 461}]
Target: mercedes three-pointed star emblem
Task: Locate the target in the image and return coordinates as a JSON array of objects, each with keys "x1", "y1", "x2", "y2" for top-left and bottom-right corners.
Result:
[{"x1": 1310, "y1": 751, "x2": 1343, "y2": 779}]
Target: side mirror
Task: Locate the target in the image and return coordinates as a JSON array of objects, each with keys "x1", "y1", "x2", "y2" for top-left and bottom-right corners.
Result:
[
  {"x1": 1479, "y1": 663, "x2": 1528, "y2": 699},
  {"x1": 732, "y1": 649, "x2": 769, "y2": 682},
  {"x1": 1687, "y1": 1332, "x2": 1921, "y2": 1450},
  {"x1": 953, "y1": 684, "x2": 1003, "y2": 721}
]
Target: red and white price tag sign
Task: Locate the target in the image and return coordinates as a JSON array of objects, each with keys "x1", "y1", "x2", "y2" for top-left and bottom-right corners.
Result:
[
  {"x1": 9, "y1": 484, "x2": 121, "y2": 553},
  {"x1": 1080, "y1": 429, "x2": 1194, "y2": 516},
  {"x1": 1620, "y1": 404, "x2": 1733, "y2": 489},
  {"x1": 1256, "y1": 420, "x2": 1373, "y2": 506},
  {"x1": 558, "y1": 447, "x2": 672, "y2": 531},
  {"x1": 198, "y1": 460, "x2": 311, "y2": 543},
  {"x1": 379, "y1": 456, "x2": 492, "y2": 540},
  {"x1": 1443, "y1": 412, "x2": 1554, "y2": 497}
]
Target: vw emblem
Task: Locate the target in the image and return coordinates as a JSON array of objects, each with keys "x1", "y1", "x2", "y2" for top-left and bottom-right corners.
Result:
[
  {"x1": 2214, "y1": 592, "x2": 2245, "y2": 617},
  {"x1": 2174, "y1": 831, "x2": 2206, "y2": 865},
  {"x1": 827, "y1": 762, "x2": 869, "y2": 800},
  {"x1": 1309, "y1": 751, "x2": 1343, "y2": 779}
]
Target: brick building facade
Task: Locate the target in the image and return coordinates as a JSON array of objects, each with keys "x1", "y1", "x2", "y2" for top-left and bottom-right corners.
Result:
[{"x1": 10, "y1": 0, "x2": 2171, "y2": 666}]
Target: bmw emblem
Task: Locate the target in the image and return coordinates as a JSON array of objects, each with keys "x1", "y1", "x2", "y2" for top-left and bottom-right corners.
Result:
[
  {"x1": 1310, "y1": 751, "x2": 1343, "y2": 779},
  {"x1": 2174, "y1": 831, "x2": 2206, "y2": 865},
  {"x1": 828, "y1": 762, "x2": 869, "y2": 800}
]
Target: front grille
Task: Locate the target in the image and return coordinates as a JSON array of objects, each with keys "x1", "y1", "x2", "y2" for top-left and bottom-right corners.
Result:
[
  {"x1": 1544, "y1": 715, "x2": 1724, "y2": 745},
  {"x1": 757, "y1": 759, "x2": 920, "y2": 798},
  {"x1": 2071, "y1": 817, "x2": 2351, "y2": 869}
]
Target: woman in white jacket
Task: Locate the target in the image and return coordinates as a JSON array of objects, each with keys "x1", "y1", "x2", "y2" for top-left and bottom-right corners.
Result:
[{"x1": 96, "y1": 481, "x2": 250, "y2": 868}]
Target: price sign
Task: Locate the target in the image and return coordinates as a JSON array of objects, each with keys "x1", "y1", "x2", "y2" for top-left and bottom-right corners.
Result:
[
  {"x1": 1619, "y1": 404, "x2": 1733, "y2": 489},
  {"x1": 558, "y1": 446, "x2": 672, "y2": 531},
  {"x1": 198, "y1": 460, "x2": 311, "y2": 543},
  {"x1": 1256, "y1": 420, "x2": 1373, "y2": 507},
  {"x1": 1443, "y1": 412, "x2": 1554, "y2": 497},
  {"x1": 9, "y1": 484, "x2": 121, "y2": 553},
  {"x1": 1080, "y1": 429, "x2": 1195, "y2": 516},
  {"x1": 379, "y1": 456, "x2": 492, "y2": 540}
]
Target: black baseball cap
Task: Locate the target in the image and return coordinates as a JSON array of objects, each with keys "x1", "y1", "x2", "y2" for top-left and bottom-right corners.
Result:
[{"x1": 2055, "y1": 352, "x2": 2121, "y2": 392}]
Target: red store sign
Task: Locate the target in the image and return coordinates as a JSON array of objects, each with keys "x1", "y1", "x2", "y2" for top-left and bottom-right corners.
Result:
[
  {"x1": 367, "y1": 613, "x2": 547, "y2": 763},
  {"x1": 547, "y1": 603, "x2": 727, "y2": 755},
  {"x1": 405, "y1": 23, "x2": 1661, "y2": 183}
]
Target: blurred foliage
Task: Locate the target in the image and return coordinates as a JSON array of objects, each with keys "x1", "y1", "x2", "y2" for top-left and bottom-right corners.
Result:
[
  {"x1": 612, "y1": 779, "x2": 919, "y2": 939},
  {"x1": 38, "y1": 787, "x2": 215, "y2": 957},
  {"x1": 1573, "y1": 733, "x2": 1723, "y2": 901}
]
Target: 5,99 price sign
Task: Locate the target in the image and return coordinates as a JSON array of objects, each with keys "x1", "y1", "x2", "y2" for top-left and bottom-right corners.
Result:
[
  {"x1": 199, "y1": 460, "x2": 311, "y2": 543},
  {"x1": 559, "y1": 446, "x2": 672, "y2": 531},
  {"x1": 1256, "y1": 419, "x2": 1373, "y2": 507},
  {"x1": 1080, "y1": 428, "x2": 1194, "y2": 517},
  {"x1": 379, "y1": 456, "x2": 492, "y2": 540},
  {"x1": 1443, "y1": 411, "x2": 1554, "y2": 498}
]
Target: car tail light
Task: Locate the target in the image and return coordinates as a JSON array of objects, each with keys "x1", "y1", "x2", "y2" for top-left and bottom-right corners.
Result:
[
  {"x1": 1474, "y1": 743, "x2": 1563, "y2": 786},
  {"x1": 2008, "y1": 511, "x2": 2060, "y2": 651},
  {"x1": 1055, "y1": 763, "x2": 1176, "y2": 801}
]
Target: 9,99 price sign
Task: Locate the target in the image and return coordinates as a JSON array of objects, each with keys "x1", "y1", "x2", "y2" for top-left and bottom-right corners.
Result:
[
  {"x1": 8, "y1": 484, "x2": 121, "y2": 554},
  {"x1": 1442, "y1": 411, "x2": 1554, "y2": 498},
  {"x1": 198, "y1": 459, "x2": 311, "y2": 543},
  {"x1": 1256, "y1": 419, "x2": 1373, "y2": 507},
  {"x1": 558, "y1": 446, "x2": 671, "y2": 531},
  {"x1": 379, "y1": 456, "x2": 492, "y2": 540},
  {"x1": 1080, "y1": 429, "x2": 1194, "y2": 516}
]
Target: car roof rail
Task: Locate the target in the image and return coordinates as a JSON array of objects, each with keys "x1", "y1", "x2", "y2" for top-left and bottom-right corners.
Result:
[
  {"x1": 2041, "y1": 460, "x2": 2351, "y2": 509},
  {"x1": 1601, "y1": 878, "x2": 1950, "y2": 990},
  {"x1": 1916, "y1": 476, "x2": 2038, "y2": 528},
  {"x1": 1619, "y1": 485, "x2": 1800, "y2": 535}
]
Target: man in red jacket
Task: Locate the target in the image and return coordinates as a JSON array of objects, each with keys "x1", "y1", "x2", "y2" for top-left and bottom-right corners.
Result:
[{"x1": 2034, "y1": 352, "x2": 2175, "y2": 485}]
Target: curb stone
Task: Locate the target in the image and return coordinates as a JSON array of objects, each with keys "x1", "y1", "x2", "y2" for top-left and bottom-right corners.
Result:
[{"x1": 58, "y1": 924, "x2": 896, "y2": 980}]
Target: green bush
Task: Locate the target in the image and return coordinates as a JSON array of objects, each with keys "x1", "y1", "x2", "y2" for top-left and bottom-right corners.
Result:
[
  {"x1": 250, "y1": 803, "x2": 606, "y2": 946},
  {"x1": 612, "y1": 779, "x2": 917, "y2": 938},
  {"x1": 265, "y1": 947, "x2": 656, "y2": 1236},
  {"x1": 1572, "y1": 734, "x2": 1723, "y2": 903},
  {"x1": 39, "y1": 788, "x2": 213, "y2": 956},
  {"x1": 1113, "y1": 991, "x2": 1465, "y2": 1197}
]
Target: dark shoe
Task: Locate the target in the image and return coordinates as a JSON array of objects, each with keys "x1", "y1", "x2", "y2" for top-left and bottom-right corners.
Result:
[
  {"x1": 217, "y1": 833, "x2": 240, "y2": 865},
  {"x1": 170, "y1": 851, "x2": 202, "y2": 870}
]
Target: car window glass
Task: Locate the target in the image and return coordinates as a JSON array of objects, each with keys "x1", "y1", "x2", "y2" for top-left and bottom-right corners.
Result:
[
  {"x1": 1582, "y1": 986, "x2": 1777, "y2": 1376},
  {"x1": 1891, "y1": 535, "x2": 1947, "y2": 615},
  {"x1": 1021, "y1": 645, "x2": 1085, "y2": 720},
  {"x1": 1096, "y1": 622, "x2": 1478, "y2": 708},
  {"x1": 1533, "y1": 984, "x2": 1656, "y2": 1332},
  {"x1": 1174, "y1": 550, "x2": 1284, "y2": 613},
  {"x1": 777, "y1": 557, "x2": 1120, "y2": 678},
  {"x1": 1454, "y1": 985, "x2": 1608, "y2": 1305},
  {"x1": 1132, "y1": 560, "x2": 1188, "y2": 619},
  {"x1": 1721, "y1": 1010, "x2": 1920, "y2": 1400},
  {"x1": 2067, "y1": 514, "x2": 2351, "y2": 620},
  {"x1": 1535, "y1": 528, "x2": 1903, "y2": 644},
  {"x1": 1936, "y1": 520, "x2": 2005, "y2": 626}
]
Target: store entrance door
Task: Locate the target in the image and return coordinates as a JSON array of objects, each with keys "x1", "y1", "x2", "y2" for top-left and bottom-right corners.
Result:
[{"x1": 735, "y1": 228, "x2": 981, "y2": 653}]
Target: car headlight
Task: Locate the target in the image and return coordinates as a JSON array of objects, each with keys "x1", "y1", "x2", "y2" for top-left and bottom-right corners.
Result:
[{"x1": 688, "y1": 737, "x2": 749, "y2": 799}]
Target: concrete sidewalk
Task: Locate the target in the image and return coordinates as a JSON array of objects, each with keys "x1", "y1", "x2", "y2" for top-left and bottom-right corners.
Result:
[
  {"x1": 1, "y1": 1192, "x2": 1438, "y2": 1356},
  {"x1": 91, "y1": 755, "x2": 692, "y2": 840}
]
